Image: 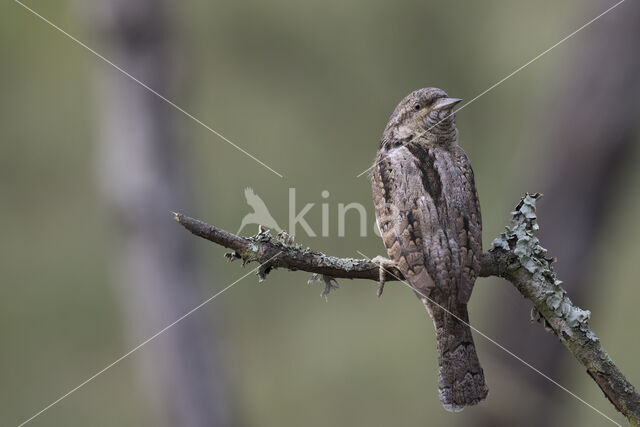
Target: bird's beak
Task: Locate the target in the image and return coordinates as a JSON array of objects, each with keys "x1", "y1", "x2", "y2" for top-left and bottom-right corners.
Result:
[{"x1": 431, "y1": 97, "x2": 463, "y2": 111}]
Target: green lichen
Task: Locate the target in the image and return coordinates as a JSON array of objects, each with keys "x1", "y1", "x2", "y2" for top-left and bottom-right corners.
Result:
[
  {"x1": 308, "y1": 273, "x2": 339, "y2": 300},
  {"x1": 243, "y1": 225, "x2": 346, "y2": 291},
  {"x1": 491, "y1": 193, "x2": 595, "y2": 336},
  {"x1": 250, "y1": 225, "x2": 274, "y2": 243},
  {"x1": 243, "y1": 226, "x2": 283, "y2": 280}
]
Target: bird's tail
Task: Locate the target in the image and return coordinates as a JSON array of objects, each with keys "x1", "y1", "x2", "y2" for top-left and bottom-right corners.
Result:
[{"x1": 426, "y1": 299, "x2": 488, "y2": 411}]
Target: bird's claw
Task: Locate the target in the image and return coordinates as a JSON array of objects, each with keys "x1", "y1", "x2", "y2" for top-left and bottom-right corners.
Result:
[{"x1": 372, "y1": 256, "x2": 395, "y2": 298}]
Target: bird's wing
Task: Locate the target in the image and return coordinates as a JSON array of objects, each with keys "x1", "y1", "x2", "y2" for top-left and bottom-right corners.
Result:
[
  {"x1": 452, "y1": 145, "x2": 482, "y2": 303},
  {"x1": 244, "y1": 187, "x2": 269, "y2": 212},
  {"x1": 244, "y1": 187, "x2": 255, "y2": 200},
  {"x1": 372, "y1": 145, "x2": 454, "y2": 296}
]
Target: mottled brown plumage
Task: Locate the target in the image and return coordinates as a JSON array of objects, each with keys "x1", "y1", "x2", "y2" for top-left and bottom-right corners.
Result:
[{"x1": 371, "y1": 88, "x2": 487, "y2": 411}]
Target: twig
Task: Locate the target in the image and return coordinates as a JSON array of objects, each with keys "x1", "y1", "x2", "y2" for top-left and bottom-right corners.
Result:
[
  {"x1": 170, "y1": 214, "x2": 496, "y2": 283},
  {"x1": 172, "y1": 194, "x2": 640, "y2": 425}
]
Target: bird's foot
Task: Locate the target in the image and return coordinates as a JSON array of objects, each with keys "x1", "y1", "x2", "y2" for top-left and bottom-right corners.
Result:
[{"x1": 372, "y1": 256, "x2": 395, "y2": 297}]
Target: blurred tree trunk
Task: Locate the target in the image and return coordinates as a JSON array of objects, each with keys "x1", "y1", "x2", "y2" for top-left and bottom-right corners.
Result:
[
  {"x1": 89, "y1": 1, "x2": 231, "y2": 426},
  {"x1": 478, "y1": 2, "x2": 640, "y2": 425}
]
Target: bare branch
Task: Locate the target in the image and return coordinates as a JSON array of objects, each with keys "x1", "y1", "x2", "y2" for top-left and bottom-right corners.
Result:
[
  {"x1": 172, "y1": 195, "x2": 640, "y2": 425},
  {"x1": 171, "y1": 211, "x2": 405, "y2": 281}
]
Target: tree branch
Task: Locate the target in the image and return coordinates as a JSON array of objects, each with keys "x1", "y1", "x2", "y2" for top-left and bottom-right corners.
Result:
[{"x1": 172, "y1": 194, "x2": 640, "y2": 425}]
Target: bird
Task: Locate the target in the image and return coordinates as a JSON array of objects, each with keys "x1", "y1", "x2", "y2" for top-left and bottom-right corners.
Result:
[
  {"x1": 237, "y1": 187, "x2": 282, "y2": 234},
  {"x1": 371, "y1": 87, "x2": 488, "y2": 411}
]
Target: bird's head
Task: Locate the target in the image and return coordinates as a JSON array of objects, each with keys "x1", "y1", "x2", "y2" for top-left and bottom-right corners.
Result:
[{"x1": 381, "y1": 87, "x2": 462, "y2": 147}]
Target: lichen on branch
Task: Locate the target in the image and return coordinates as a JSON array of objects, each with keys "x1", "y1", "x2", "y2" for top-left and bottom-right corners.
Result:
[
  {"x1": 487, "y1": 194, "x2": 640, "y2": 424},
  {"x1": 172, "y1": 194, "x2": 640, "y2": 425},
  {"x1": 491, "y1": 193, "x2": 593, "y2": 332}
]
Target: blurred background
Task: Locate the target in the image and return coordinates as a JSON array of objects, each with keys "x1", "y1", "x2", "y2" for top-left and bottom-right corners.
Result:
[{"x1": 2, "y1": 0, "x2": 639, "y2": 426}]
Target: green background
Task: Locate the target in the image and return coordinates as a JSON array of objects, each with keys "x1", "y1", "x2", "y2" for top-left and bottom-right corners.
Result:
[{"x1": 1, "y1": 1, "x2": 638, "y2": 426}]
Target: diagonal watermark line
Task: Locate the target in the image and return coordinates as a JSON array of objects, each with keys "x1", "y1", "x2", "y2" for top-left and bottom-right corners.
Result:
[
  {"x1": 356, "y1": 0, "x2": 628, "y2": 178},
  {"x1": 14, "y1": 0, "x2": 284, "y2": 178},
  {"x1": 356, "y1": 250, "x2": 621, "y2": 426},
  {"x1": 17, "y1": 252, "x2": 282, "y2": 427}
]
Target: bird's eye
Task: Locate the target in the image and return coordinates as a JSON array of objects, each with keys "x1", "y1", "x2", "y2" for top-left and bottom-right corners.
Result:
[{"x1": 413, "y1": 103, "x2": 421, "y2": 111}]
